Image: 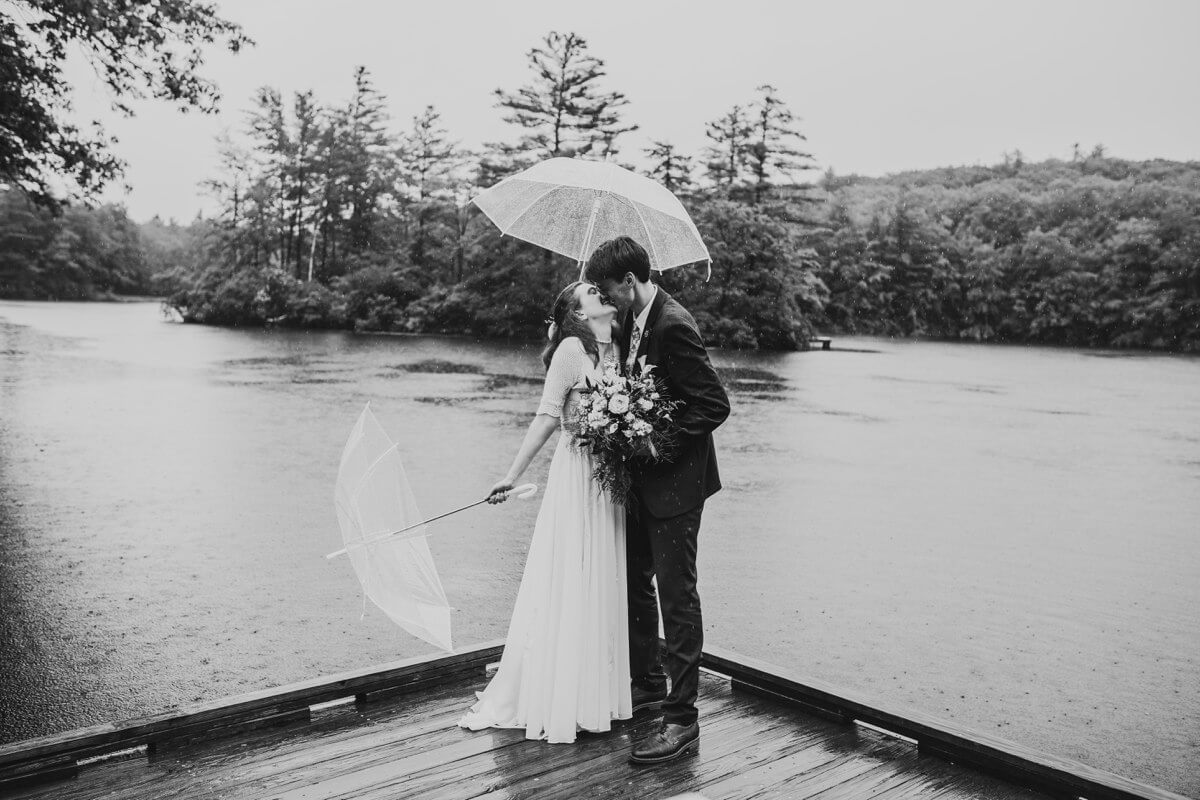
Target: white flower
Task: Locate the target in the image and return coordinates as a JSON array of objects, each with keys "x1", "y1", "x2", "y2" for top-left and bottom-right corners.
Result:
[
  {"x1": 607, "y1": 394, "x2": 630, "y2": 414},
  {"x1": 606, "y1": 422, "x2": 619, "y2": 435},
  {"x1": 637, "y1": 398, "x2": 653, "y2": 411},
  {"x1": 623, "y1": 412, "x2": 635, "y2": 423}
]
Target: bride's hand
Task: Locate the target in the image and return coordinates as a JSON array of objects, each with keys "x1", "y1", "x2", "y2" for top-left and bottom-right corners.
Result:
[{"x1": 487, "y1": 479, "x2": 515, "y2": 504}]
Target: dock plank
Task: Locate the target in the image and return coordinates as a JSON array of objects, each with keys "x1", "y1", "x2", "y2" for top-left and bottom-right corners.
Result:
[
  {"x1": 227, "y1": 705, "x2": 507, "y2": 798},
  {"x1": 2, "y1": 645, "x2": 1179, "y2": 800},
  {"x1": 461, "y1": 686, "x2": 766, "y2": 800},
  {"x1": 560, "y1": 684, "x2": 854, "y2": 800},
  {"x1": 699, "y1": 732, "x2": 910, "y2": 799},
  {"x1": 3, "y1": 675, "x2": 484, "y2": 800},
  {"x1": 705, "y1": 646, "x2": 1188, "y2": 800},
  {"x1": 300, "y1": 674, "x2": 747, "y2": 800}
]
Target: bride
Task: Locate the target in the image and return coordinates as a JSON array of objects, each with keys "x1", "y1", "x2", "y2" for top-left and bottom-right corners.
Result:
[{"x1": 458, "y1": 280, "x2": 631, "y2": 743}]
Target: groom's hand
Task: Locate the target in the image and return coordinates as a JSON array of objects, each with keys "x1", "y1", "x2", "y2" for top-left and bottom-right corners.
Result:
[{"x1": 487, "y1": 479, "x2": 515, "y2": 504}]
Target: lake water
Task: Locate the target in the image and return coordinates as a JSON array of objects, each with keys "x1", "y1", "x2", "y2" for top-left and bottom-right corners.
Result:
[{"x1": 1, "y1": 300, "x2": 1197, "y2": 795}]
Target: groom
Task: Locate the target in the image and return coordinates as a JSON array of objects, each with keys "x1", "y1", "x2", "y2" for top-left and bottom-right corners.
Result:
[{"x1": 585, "y1": 237, "x2": 730, "y2": 764}]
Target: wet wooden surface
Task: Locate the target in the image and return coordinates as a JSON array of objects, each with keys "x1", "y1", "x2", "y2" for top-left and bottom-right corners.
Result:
[
  {"x1": 4, "y1": 669, "x2": 1056, "y2": 800},
  {"x1": 701, "y1": 646, "x2": 1190, "y2": 800}
]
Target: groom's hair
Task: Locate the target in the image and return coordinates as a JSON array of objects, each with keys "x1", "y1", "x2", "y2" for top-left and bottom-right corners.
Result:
[{"x1": 584, "y1": 236, "x2": 651, "y2": 284}]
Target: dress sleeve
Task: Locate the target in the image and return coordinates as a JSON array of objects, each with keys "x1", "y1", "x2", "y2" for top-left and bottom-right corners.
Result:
[{"x1": 536, "y1": 337, "x2": 585, "y2": 418}]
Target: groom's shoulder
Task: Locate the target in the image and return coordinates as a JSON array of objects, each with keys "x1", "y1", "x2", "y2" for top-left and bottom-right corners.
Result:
[{"x1": 660, "y1": 295, "x2": 700, "y2": 331}]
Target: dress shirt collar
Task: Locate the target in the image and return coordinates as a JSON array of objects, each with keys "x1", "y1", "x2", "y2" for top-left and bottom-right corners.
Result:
[{"x1": 632, "y1": 284, "x2": 658, "y2": 334}]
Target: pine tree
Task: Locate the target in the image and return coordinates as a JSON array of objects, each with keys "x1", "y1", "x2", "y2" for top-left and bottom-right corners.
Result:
[
  {"x1": 398, "y1": 106, "x2": 465, "y2": 275},
  {"x1": 644, "y1": 141, "x2": 695, "y2": 194},
  {"x1": 288, "y1": 91, "x2": 322, "y2": 279},
  {"x1": 704, "y1": 105, "x2": 752, "y2": 192},
  {"x1": 493, "y1": 31, "x2": 637, "y2": 166},
  {"x1": 201, "y1": 133, "x2": 250, "y2": 268},
  {"x1": 337, "y1": 67, "x2": 396, "y2": 256},
  {"x1": 399, "y1": 106, "x2": 460, "y2": 201},
  {"x1": 245, "y1": 87, "x2": 290, "y2": 268},
  {"x1": 745, "y1": 85, "x2": 817, "y2": 204}
]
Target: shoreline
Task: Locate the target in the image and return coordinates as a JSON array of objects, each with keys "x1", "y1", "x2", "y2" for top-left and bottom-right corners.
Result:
[{"x1": 5, "y1": 297, "x2": 1200, "y2": 357}]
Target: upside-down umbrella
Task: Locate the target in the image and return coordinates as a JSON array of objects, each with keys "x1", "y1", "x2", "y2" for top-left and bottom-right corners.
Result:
[
  {"x1": 470, "y1": 156, "x2": 711, "y2": 278},
  {"x1": 331, "y1": 404, "x2": 453, "y2": 652}
]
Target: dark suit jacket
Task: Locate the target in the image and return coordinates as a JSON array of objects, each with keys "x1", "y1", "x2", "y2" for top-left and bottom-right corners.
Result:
[{"x1": 621, "y1": 289, "x2": 730, "y2": 519}]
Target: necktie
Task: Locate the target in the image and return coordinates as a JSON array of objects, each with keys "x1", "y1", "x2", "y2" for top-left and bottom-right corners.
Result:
[{"x1": 626, "y1": 326, "x2": 642, "y2": 373}]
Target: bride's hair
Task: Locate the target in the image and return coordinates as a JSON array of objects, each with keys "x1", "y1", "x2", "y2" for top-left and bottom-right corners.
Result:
[{"x1": 542, "y1": 281, "x2": 599, "y2": 370}]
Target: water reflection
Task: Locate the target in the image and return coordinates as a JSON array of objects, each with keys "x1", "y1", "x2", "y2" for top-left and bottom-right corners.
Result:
[
  {"x1": 479, "y1": 374, "x2": 543, "y2": 392},
  {"x1": 395, "y1": 359, "x2": 486, "y2": 374}
]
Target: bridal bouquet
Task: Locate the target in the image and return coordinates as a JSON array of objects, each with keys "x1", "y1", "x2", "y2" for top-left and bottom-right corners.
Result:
[{"x1": 572, "y1": 364, "x2": 680, "y2": 504}]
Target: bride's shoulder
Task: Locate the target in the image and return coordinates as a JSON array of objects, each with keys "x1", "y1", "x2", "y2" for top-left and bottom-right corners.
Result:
[
  {"x1": 558, "y1": 335, "x2": 586, "y2": 352},
  {"x1": 548, "y1": 336, "x2": 586, "y2": 369}
]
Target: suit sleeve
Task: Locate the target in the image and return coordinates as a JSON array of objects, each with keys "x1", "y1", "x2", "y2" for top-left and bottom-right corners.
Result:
[{"x1": 660, "y1": 319, "x2": 730, "y2": 438}]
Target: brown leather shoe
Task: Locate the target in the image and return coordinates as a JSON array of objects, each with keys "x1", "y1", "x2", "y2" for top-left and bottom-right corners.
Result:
[
  {"x1": 631, "y1": 685, "x2": 667, "y2": 714},
  {"x1": 629, "y1": 720, "x2": 699, "y2": 764}
]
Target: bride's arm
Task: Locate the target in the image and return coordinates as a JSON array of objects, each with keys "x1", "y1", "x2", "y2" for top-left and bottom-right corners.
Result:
[
  {"x1": 487, "y1": 415, "x2": 559, "y2": 502},
  {"x1": 487, "y1": 337, "x2": 581, "y2": 503}
]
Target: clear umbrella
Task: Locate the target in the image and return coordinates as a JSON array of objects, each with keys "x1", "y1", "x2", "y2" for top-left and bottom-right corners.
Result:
[
  {"x1": 331, "y1": 404, "x2": 453, "y2": 652},
  {"x1": 329, "y1": 404, "x2": 536, "y2": 653},
  {"x1": 471, "y1": 156, "x2": 711, "y2": 278}
]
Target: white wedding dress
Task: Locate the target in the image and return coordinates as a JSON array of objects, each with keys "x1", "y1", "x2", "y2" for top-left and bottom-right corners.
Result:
[{"x1": 458, "y1": 336, "x2": 632, "y2": 743}]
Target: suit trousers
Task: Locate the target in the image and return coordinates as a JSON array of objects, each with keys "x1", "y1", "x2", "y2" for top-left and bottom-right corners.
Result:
[{"x1": 626, "y1": 501, "x2": 704, "y2": 726}]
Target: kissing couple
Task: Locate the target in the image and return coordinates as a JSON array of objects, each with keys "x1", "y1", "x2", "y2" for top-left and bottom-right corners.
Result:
[{"x1": 458, "y1": 236, "x2": 730, "y2": 764}]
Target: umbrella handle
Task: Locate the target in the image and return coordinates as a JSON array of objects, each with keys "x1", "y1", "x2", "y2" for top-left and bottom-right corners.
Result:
[{"x1": 511, "y1": 482, "x2": 538, "y2": 499}]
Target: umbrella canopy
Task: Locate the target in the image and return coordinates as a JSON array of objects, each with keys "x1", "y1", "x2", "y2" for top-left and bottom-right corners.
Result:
[
  {"x1": 471, "y1": 156, "x2": 711, "y2": 277},
  {"x1": 334, "y1": 404, "x2": 452, "y2": 652}
]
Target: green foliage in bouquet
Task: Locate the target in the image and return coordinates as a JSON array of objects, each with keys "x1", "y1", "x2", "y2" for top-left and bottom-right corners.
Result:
[{"x1": 571, "y1": 365, "x2": 681, "y2": 505}]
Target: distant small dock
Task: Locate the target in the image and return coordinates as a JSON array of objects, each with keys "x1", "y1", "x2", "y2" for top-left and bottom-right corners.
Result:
[
  {"x1": 0, "y1": 643, "x2": 1186, "y2": 800},
  {"x1": 810, "y1": 336, "x2": 832, "y2": 350}
]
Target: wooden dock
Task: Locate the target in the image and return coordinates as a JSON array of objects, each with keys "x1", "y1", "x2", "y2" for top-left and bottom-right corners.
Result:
[{"x1": 0, "y1": 642, "x2": 1187, "y2": 800}]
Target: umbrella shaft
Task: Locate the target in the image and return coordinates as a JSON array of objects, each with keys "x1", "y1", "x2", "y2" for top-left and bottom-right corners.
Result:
[
  {"x1": 327, "y1": 484, "x2": 536, "y2": 560},
  {"x1": 327, "y1": 498, "x2": 488, "y2": 559},
  {"x1": 394, "y1": 498, "x2": 488, "y2": 535},
  {"x1": 579, "y1": 192, "x2": 603, "y2": 266}
]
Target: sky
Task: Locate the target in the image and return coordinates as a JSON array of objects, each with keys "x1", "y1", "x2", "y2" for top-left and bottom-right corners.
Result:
[{"x1": 60, "y1": 0, "x2": 1200, "y2": 223}]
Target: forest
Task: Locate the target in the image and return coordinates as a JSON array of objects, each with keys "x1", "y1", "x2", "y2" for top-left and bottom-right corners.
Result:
[{"x1": 1, "y1": 30, "x2": 1197, "y2": 352}]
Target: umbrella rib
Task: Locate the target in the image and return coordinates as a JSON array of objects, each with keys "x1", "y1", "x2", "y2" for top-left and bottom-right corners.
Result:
[{"x1": 347, "y1": 442, "x2": 402, "y2": 507}]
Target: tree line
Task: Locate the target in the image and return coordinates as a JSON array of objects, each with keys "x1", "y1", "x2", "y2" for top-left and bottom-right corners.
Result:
[
  {"x1": 1, "y1": 23, "x2": 1197, "y2": 352},
  {"x1": 156, "y1": 30, "x2": 829, "y2": 349},
  {"x1": 811, "y1": 154, "x2": 1200, "y2": 350}
]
